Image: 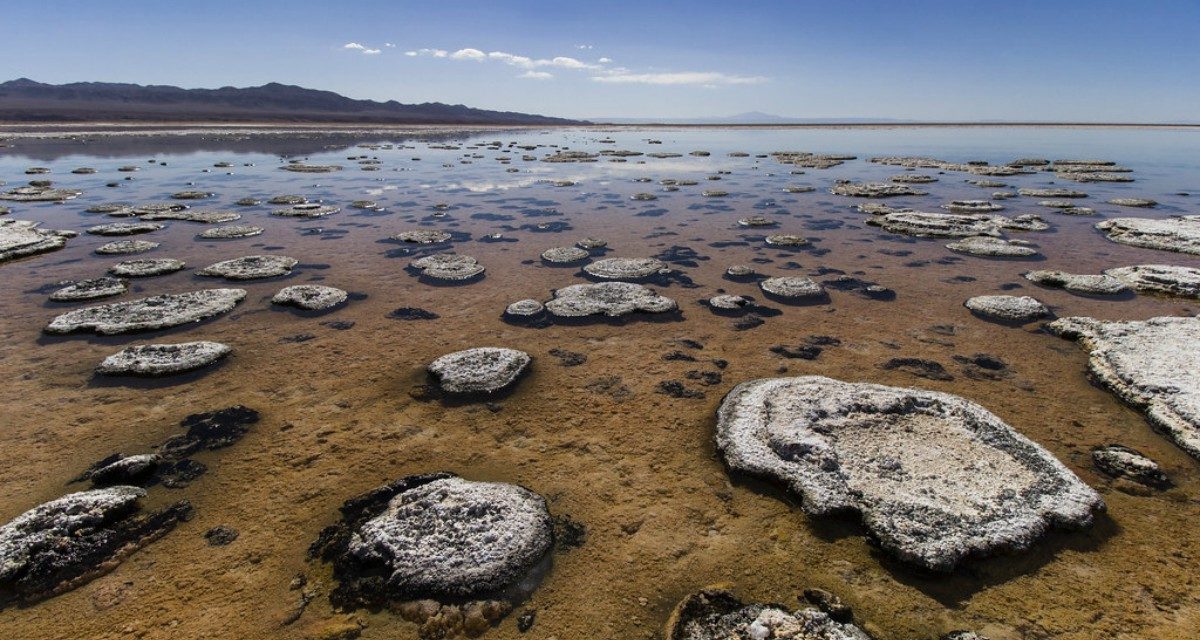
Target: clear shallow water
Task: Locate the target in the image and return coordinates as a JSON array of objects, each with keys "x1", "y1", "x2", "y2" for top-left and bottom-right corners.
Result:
[{"x1": 1, "y1": 126, "x2": 1199, "y2": 640}]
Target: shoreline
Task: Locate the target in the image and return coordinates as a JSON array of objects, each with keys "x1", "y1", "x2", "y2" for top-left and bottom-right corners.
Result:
[{"x1": 1, "y1": 121, "x2": 1198, "y2": 139}]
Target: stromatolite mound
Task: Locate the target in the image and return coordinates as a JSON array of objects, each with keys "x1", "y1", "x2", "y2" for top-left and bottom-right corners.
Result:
[
  {"x1": 198, "y1": 255, "x2": 297, "y2": 280},
  {"x1": 96, "y1": 341, "x2": 232, "y2": 376},
  {"x1": 281, "y1": 162, "x2": 342, "y2": 173},
  {"x1": 109, "y1": 258, "x2": 187, "y2": 277},
  {"x1": 199, "y1": 225, "x2": 264, "y2": 239},
  {"x1": 0, "y1": 220, "x2": 75, "y2": 263},
  {"x1": 942, "y1": 200, "x2": 1004, "y2": 213},
  {"x1": 392, "y1": 229, "x2": 452, "y2": 244},
  {"x1": 0, "y1": 185, "x2": 81, "y2": 202},
  {"x1": 272, "y1": 284, "x2": 348, "y2": 310},
  {"x1": 715, "y1": 376, "x2": 1103, "y2": 571},
  {"x1": 272, "y1": 203, "x2": 340, "y2": 218},
  {"x1": 830, "y1": 182, "x2": 926, "y2": 197},
  {"x1": 1107, "y1": 198, "x2": 1156, "y2": 208},
  {"x1": 410, "y1": 254, "x2": 485, "y2": 282},
  {"x1": 95, "y1": 240, "x2": 159, "y2": 255},
  {"x1": 964, "y1": 295, "x2": 1049, "y2": 323},
  {"x1": 541, "y1": 246, "x2": 590, "y2": 264},
  {"x1": 870, "y1": 212, "x2": 1046, "y2": 238},
  {"x1": 86, "y1": 222, "x2": 164, "y2": 236},
  {"x1": 1049, "y1": 316, "x2": 1200, "y2": 458},
  {"x1": 1092, "y1": 445, "x2": 1171, "y2": 489},
  {"x1": 759, "y1": 276, "x2": 826, "y2": 302},
  {"x1": 44, "y1": 288, "x2": 246, "y2": 335},
  {"x1": 1024, "y1": 270, "x2": 1128, "y2": 296},
  {"x1": 765, "y1": 234, "x2": 809, "y2": 247},
  {"x1": 0, "y1": 486, "x2": 191, "y2": 606},
  {"x1": 666, "y1": 588, "x2": 871, "y2": 640},
  {"x1": 140, "y1": 210, "x2": 240, "y2": 223},
  {"x1": 1103, "y1": 264, "x2": 1200, "y2": 298},
  {"x1": 428, "y1": 347, "x2": 531, "y2": 394},
  {"x1": 310, "y1": 474, "x2": 553, "y2": 630},
  {"x1": 1096, "y1": 216, "x2": 1200, "y2": 255},
  {"x1": 1018, "y1": 188, "x2": 1087, "y2": 198},
  {"x1": 583, "y1": 257, "x2": 668, "y2": 280},
  {"x1": 49, "y1": 277, "x2": 128, "y2": 302},
  {"x1": 946, "y1": 236, "x2": 1039, "y2": 257},
  {"x1": 504, "y1": 299, "x2": 544, "y2": 318},
  {"x1": 545, "y1": 282, "x2": 677, "y2": 318}
]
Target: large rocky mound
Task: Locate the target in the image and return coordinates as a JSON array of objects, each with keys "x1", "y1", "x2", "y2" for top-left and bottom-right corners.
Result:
[
  {"x1": 427, "y1": 347, "x2": 531, "y2": 394},
  {"x1": 0, "y1": 487, "x2": 190, "y2": 606},
  {"x1": 544, "y1": 282, "x2": 677, "y2": 318},
  {"x1": 1049, "y1": 316, "x2": 1200, "y2": 459},
  {"x1": 666, "y1": 588, "x2": 871, "y2": 640},
  {"x1": 0, "y1": 220, "x2": 75, "y2": 263},
  {"x1": 715, "y1": 376, "x2": 1103, "y2": 571},
  {"x1": 44, "y1": 288, "x2": 246, "y2": 335},
  {"x1": 1095, "y1": 216, "x2": 1200, "y2": 255},
  {"x1": 309, "y1": 473, "x2": 553, "y2": 610}
]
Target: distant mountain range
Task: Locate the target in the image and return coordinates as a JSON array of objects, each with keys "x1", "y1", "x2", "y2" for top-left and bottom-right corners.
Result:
[
  {"x1": 595, "y1": 111, "x2": 912, "y2": 125},
  {"x1": 0, "y1": 78, "x2": 584, "y2": 125}
]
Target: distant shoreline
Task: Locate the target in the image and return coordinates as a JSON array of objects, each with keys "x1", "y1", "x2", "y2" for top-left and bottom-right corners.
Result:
[{"x1": 2, "y1": 121, "x2": 1198, "y2": 140}]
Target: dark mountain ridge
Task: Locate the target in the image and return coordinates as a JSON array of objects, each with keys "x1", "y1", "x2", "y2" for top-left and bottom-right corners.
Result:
[{"x1": 0, "y1": 78, "x2": 584, "y2": 125}]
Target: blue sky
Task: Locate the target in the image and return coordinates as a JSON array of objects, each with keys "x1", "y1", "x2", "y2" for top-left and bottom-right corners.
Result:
[{"x1": 2, "y1": 0, "x2": 1198, "y2": 121}]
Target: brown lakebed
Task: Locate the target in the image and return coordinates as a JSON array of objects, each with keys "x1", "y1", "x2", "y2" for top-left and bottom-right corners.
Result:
[{"x1": 1, "y1": 126, "x2": 1199, "y2": 640}]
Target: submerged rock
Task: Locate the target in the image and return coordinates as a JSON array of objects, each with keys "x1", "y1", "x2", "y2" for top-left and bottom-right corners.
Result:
[
  {"x1": 1106, "y1": 198, "x2": 1157, "y2": 208},
  {"x1": 198, "y1": 255, "x2": 297, "y2": 280},
  {"x1": 199, "y1": 225, "x2": 264, "y2": 239},
  {"x1": 1092, "y1": 445, "x2": 1171, "y2": 489},
  {"x1": 109, "y1": 258, "x2": 187, "y2": 277},
  {"x1": 411, "y1": 253, "x2": 485, "y2": 282},
  {"x1": 1018, "y1": 188, "x2": 1087, "y2": 198},
  {"x1": 1024, "y1": 270, "x2": 1128, "y2": 296},
  {"x1": 86, "y1": 222, "x2": 164, "y2": 236},
  {"x1": 281, "y1": 163, "x2": 342, "y2": 173},
  {"x1": 45, "y1": 288, "x2": 246, "y2": 335},
  {"x1": 965, "y1": 295, "x2": 1049, "y2": 323},
  {"x1": 272, "y1": 203, "x2": 340, "y2": 218},
  {"x1": 0, "y1": 185, "x2": 81, "y2": 202},
  {"x1": 868, "y1": 212, "x2": 1001, "y2": 238},
  {"x1": 1049, "y1": 316, "x2": 1200, "y2": 458},
  {"x1": 272, "y1": 285, "x2": 348, "y2": 310},
  {"x1": 1104, "y1": 264, "x2": 1200, "y2": 298},
  {"x1": 0, "y1": 487, "x2": 190, "y2": 606},
  {"x1": 946, "y1": 236, "x2": 1038, "y2": 257},
  {"x1": 942, "y1": 200, "x2": 1004, "y2": 213},
  {"x1": 0, "y1": 220, "x2": 75, "y2": 263},
  {"x1": 715, "y1": 376, "x2": 1103, "y2": 571},
  {"x1": 428, "y1": 347, "x2": 531, "y2": 394},
  {"x1": 1096, "y1": 216, "x2": 1200, "y2": 255},
  {"x1": 830, "y1": 182, "x2": 926, "y2": 198},
  {"x1": 583, "y1": 257, "x2": 668, "y2": 280},
  {"x1": 49, "y1": 277, "x2": 129, "y2": 302},
  {"x1": 140, "y1": 210, "x2": 240, "y2": 223},
  {"x1": 96, "y1": 341, "x2": 232, "y2": 376},
  {"x1": 95, "y1": 239, "x2": 159, "y2": 255},
  {"x1": 545, "y1": 282, "x2": 677, "y2": 318},
  {"x1": 392, "y1": 229, "x2": 452, "y2": 244},
  {"x1": 760, "y1": 276, "x2": 826, "y2": 301},
  {"x1": 765, "y1": 234, "x2": 809, "y2": 247},
  {"x1": 541, "y1": 246, "x2": 589, "y2": 264},
  {"x1": 666, "y1": 588, "x2": 871, "y2": 640}
]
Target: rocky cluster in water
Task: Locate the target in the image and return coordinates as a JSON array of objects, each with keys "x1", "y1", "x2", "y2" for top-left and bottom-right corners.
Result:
[
  {"x1": 44, "y1": 288, "x2": 246, "y2": 335},
  {"x1": 427, "y1": 347, "x2": 531, "y2": 394},
  {"x1": 716, "y1": 376, "x2": 1104, "y2": 571}
]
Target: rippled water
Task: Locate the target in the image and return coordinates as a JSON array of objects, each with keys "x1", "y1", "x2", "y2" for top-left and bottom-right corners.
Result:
[{"x1": 1, "y1": 126, "x2": 1199, "y2": 640}]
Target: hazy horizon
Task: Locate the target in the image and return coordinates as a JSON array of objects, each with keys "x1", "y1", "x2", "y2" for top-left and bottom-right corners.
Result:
[{"x1": 1, "y1": 0, "x2": 1197, "y2": 123}]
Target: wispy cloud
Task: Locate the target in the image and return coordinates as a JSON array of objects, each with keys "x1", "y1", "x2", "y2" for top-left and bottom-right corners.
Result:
[
  {"x1": 400, "y1": 45, "x2": 768, "y2": 86},
  {"x1": 344, "y1": 42, "x2": 382, "y2": 55},
  {"x1": 592, "y1": 71, "x2": 768, "y2": 86}
]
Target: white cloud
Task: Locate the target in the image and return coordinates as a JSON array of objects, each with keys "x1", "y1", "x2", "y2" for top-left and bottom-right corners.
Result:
[
  {"x1": 450, "y1": 48, "x2": 487, "y2": 60},
  {"x1": 384, "y1": 43, "x2": 396, "y2": 48},
  {"x1": 576, "y1": 44, "x2": 593, "y2": 50},
  {"x1": 591, "y1": 71, "x2": 768, "y2": 86},
  {"x1": 343, "y1": 42, "x2": 366, "y2": 50},
  {"x1": 402, "y1": 45, "x2": 765, "y2": 86},
  {"x1": 363, "y1": 49, "x2": 382, "y2": 55}
]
